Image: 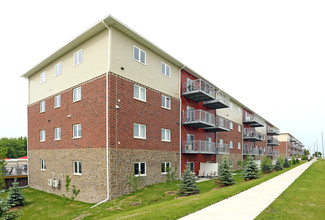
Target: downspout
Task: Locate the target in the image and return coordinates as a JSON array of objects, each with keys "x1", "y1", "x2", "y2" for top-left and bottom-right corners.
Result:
[
  {"x1": 179, "y1": 65, "x2": 185, "y2": 179},
  {"x1": 91, "y1": 20, "x2": 111, "y2": 208},
  {"x1": 26, "y1": 80, "x2": 30, "y2": 187}
]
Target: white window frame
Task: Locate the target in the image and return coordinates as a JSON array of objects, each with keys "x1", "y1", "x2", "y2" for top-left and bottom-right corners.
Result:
[
  {"x1": 41, "y1": 159, "x2": 46, "y2": 171},
  {"x1": 134, "y1": 162, "x2": 146, "y2": 176},
  {"x1": 40, "y1": 130, "x2": 46, "y2": 142},
  {"x1": 237, "y1": 107, "x2": 242, "y2": 115},
  {"x1": 73, "y1": 87, "x2": 81, "y2": 102},
  {"x1": 134, "y1": 84, "x2": 146, "y2": 102},
  {"x1": 161, "y1": 128, "x2": 171, "y2": 142},
  {"x1": 73, "y1": 161, "x2": 82, "y2": 175},
  {"x1": 54, "y1": 95, "x2": 61, "y2": 108},
  {"x1": 161, "y1": 95, "x2": 171, "y2": 109},
  {"x1": 229, "y1": 122, "x2": 233, "y2": 130},
  {"x1": 54, "y1": 127, "x2": 61, "y2": 140},
  {"x1": 134, "y1": 123, "x2": 146, "y2": 139},
  {"x1": 230, "y1": 141, "x2": 233, "y2": 149},
  {"x1": 40, "y1": 71, "x2": 46, "y2": 84},
  {"x1": 73, "y1": 124, "x2": 81, "y2": 139},
  {"x1": 238, "y1": 142, "x2": 241, "y2": 149},
  {"x1": 161, "y1": 62, "x2": 171, "y2": 77},
  {"x1": 229, "y1": 102, "x2": 233, "y2": 110},
  {"x1": 161, "y1": 162, "x2": 171, "y2": 174},
  {"x1": 40, "y1": 101, "x2": 45, "y2": 113},
  {"x1": 238, "y1": 125, "x2": 241, "y2": 132},
  {"x1": 133, "y1": 46, "x2": 146, "y2": 65},
  {"x1": 55, "y1": 61, "x2": 62, "y2": 76},
  {"x1": 186, "y1": 162, "x2": 195, "y2": 172},
  {"x1": 73, "y1": 49, "x2": 83, "y2": 66}
]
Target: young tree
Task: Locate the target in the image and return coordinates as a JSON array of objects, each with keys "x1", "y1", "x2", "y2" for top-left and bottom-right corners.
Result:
[
  {"x1": 242, "y1": 156, "x2": 260, "y2": 180},
  {"x1": 0, "y1": 147, "x2": 7, "y2": 190},
  {"x1": 63, "y1": 175, "x2": 80, "y2": 218},
  {"x1": 7, "y1": 179, "x2": 25, "y2": 207},
  {"x1": 283, "y1": 157, "x2": 291, "y2": 168},
  {"x1": 218, "y1": 156, "x2": 235, "y2": 186},
  {"x1": 291, "y1": 156, "x2": 297, "y2": 165},
  {"x1": 261, "y1": 156, "x2": 273, "y2": 173},
  {"x1": 274, "y1": 157, "x2": 283, "y2": 171},
  {"x1": 178, "y1": 166, "x2": 199, "y2": 196}
]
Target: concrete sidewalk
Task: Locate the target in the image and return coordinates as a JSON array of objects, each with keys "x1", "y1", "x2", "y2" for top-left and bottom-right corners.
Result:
[{"x1": 179, "y1": 160, "x2": 315, "y2": 220}]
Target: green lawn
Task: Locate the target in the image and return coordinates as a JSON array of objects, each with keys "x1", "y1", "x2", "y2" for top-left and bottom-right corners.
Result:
[
  {"x1": 4, "y1": 161, "x2": 307, "y2": 220},
  {"x1": 256, "y1": 160, "x2": 325, "y2": 219}
]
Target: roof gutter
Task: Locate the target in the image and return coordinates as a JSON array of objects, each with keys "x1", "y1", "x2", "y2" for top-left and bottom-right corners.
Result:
[{"x1": 91, "y1": 20, "x2": 111, "y2": 208}]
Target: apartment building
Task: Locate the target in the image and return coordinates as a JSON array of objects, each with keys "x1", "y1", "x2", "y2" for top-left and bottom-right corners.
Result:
[
  {"x1": 23, "y1": 15, "x2": 301, "y2": 203},
  {"x1": 278, "y1": 133, "x2": 304, "y2": 158}
]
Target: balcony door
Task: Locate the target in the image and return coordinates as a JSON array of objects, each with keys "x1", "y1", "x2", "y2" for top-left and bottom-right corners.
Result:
[
  {"x1": 206, "y1": 137, "x2": 212, "y2": 151},
  {"x1": 186, "y1": 134, "x2": 195, "y2": 150},
  {"x1": 186, "y1": 78, "x2": 194, "y2": 92},
  {"x1": 186, "y1": 106, "x2": 195, "y2": 121}
]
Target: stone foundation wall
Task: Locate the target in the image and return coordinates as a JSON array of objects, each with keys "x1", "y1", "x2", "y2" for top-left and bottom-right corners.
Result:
[{"x1": 29, "y1": 148, "x2": 107, "y2": 203}]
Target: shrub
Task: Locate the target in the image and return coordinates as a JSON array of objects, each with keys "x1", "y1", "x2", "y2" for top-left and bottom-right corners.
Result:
[
  {"x1": 296, "y1": 158, "x2": 300, "y2": 164},
  {"x1": 283, "y1": 157, "x2": 291, "y2": 168},
  {"x1": 7, "y1": 179, "x2": 25, "y2": 207},
  {"x1": 0, "y1": 198, "x2": 21, "y2": 219},
  {"x1": 242, "y1": 156, "x2": 260, "y2": 180},
  {"x1": 291, "y1": 156, "x2": 297, "y2": 165},
  {"x1": 261, "y1": 156, "x2": 273, "y2": 173},
  {"x1": 301, "y1": 155, "x2": 308, "y2": 160},
  {"x1": 178, "y1": 166, "x2": 199, "y2": 196},
  {"x1": 126, "y1": 173, "x2": 145, "y2": 192},
  {"x1": 166, "y1": 167, "x2": 178, "y2": 182},
  {"x1": 274, "y1": 157, "x2": 283, "y2": 171},
  {"x1": 218, "y1": 156, "x2": 235, "y2": 186}
]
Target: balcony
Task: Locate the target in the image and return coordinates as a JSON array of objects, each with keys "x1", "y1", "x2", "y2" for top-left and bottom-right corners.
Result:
[
  {"x1": 182, "y1": 79, "x2": 215, "y2": 102},
  {"x1": 243, "y1": 129, "x2": 265, "y2": 141},
  {"x1": 267, "y1": 137, "x2": 280, "y2": 146},
  {"x1": 259, "y1": 148, "x2": 265, "y2": 155},
  {"x1": 243, "y1": 147, "x2": 260, "y2": 155},
  {"x1": 204, "y1": 116, "x2": 230, "y2": 132},
  {"x1": 203, "y1": 90, "x2": 230, "y2": 109},
  {"x1": 182, "y1": 110, "x2": 215, "y2": 128},
  {"x1": 267, "y1": 150, "x2": 280, "y2": 157},
  {"x1": 216, "y1": 143, "x2": 230, "y2": 154},
  {"x1": 266, "y1": 126, "x2": 280, "y2": 135},
  {"x1": 290, "y1": 137, "x2": 296, "y2": 143},
  {"x1": 182, "y1": 141, "x2": 216, "y2": 154},
  {"x1": 243, "y1": 113, "x2": 265, "y2": 127}
]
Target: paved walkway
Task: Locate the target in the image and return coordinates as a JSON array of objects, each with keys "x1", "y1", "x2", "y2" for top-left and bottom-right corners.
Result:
[{"x1": 179, "y1": 160, "x2": 315, "y2": 220}]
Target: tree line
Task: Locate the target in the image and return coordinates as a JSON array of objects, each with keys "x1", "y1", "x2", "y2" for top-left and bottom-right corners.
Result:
[{"x1": 0, "y1": 137, "x2": 27, "y2": 158}]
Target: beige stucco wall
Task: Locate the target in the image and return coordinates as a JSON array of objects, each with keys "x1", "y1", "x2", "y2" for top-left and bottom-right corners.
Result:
[
  {"x1": 110, "y1": 27, "x2": 180, "y2": 99},
  {"x1": 217, "y1": 100, "x2": 243, "y2": 124},
  {"x1": 29, "y1": 30, "x2": 109, "y2": 104},
  {"x1": 278, "y1": 133, "x2": 289, "y2": 142}
]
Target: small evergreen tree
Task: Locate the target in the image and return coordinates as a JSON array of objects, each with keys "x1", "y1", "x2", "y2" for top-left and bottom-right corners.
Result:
[
  {"x1": 261, "y1": 156, "x2": 273, "y2": 173},
  {"x1": 218, "y1": 156, "x2": 235, "y2": 186},
  {"x1": 283, "y1": 157, "x2": 291, "y2": 168},
  {"x1": 296, "y1": 158, "x2": 300, "y2": 164},
  {"x1": 274, "y1": 157, "x2": 283, "y2": 171},
  {"x1": 291, "y1": 156, "x2": 297, "y2": 165},
  {"x1": 7, "y1": 179, "x2": 25, "y2": 207},
  {"x1": 0, "y1": 198, "x2": 21, "y2": 220},
  {"x1": 178, "y1": 166, "x2": 199, "y2": 196},
  {"x1": 242, "y1": 156, "x2": 260, "y2": 180}
]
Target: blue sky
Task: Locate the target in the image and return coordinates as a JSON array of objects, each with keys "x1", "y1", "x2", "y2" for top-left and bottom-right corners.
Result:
[{"x1": 1, "y1": 0, "x2": 324, "y2": 153}]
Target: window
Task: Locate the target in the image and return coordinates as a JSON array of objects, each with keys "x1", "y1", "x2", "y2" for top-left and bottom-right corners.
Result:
[
  {"x1": 238, "y1": 125, "x2": 241, "y2": 132},
  {"x1": 40, "y1": 130, "x2": 46, "y2": 142},
  {"x1": 237, "y1": 107, "x2": 242, "y2": 115},
  {"x1": 73, "y1": 161, "x2": 82, "y2": 174},
  {"x1": 230, "y1": 141, "x2": 233, "y2": 149},
  {"x1": 73, "y1": 124, "x2": 81, "y2": 138},
  {"x1": 133, "y1": 46, "x2": 146, "y2": 65},
  {"x1": 186, "y1": 162, "x2": 195, "y2": 172},
  {"x1": 73, "y1": 87, "x2": 81, "y2": 102},
  {"x1": 219, "y1": 139, "x2": 224, "y2": 144},
  {"x1": 54, "y1": 95, "x2": 61, "y2": 108},
  {"x1": 41, "y1": 159, "x2": 46, "y2": 170},
  {"x1": 238, "y1": 142, "x2": 241, "y2": 149},
  {"x1": 230, "y1": 122, "x2": 233, "y2": 130},
  {"x1": 134, "y1": 85, "x2": 146, "y2": 102},
  {"x1": 161, "y1": 95, "x2": 171, "y2": 109},
  {"x1": 229, "y1": 102, "x2": 233, "y2": 110},
  {"x1": 134, "y1": 123, "x2": 146, "y2": 139},
  {"x1": 73, "y1": 49, "x2": 83, "y2": 66},
  {"x1": 161, "y1": 62, "x2": 170, "y2": 77},
  {"x1": 40, "y1": 101, "x2": 45, "y2": 113},
  {"x1": 55, "y1": 61, "x2": 62, "y2": 76},
  {"x1": 229, "y1": 160, "x2": 233, "y2": 167},
  {"x1": 40, "y1": 71, "x2": 46, "y2": 84},
  {"x1": 54, "y1": 127, "x2": 61, "y2": 140},
  {"x1": 161, "y1": 128, "x2": 171, "y2": 142},
  {"x1": 134, "y1": 162, "x2": 146, "y2": 176},
  {"x1": 161, "y1": 162, "x2": 170, "y2": 174}
]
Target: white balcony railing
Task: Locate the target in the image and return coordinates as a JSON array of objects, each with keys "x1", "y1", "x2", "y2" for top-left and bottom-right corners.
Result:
[
  {"x1": 183, "y1": 109, "x2": 215, "y2": 127},
  {"x1": 182, "y1": 141, "x2": 216, "y2": 154},
  {"x1": 243, "y1": 147, "x2": 260, "y2": 155},
  {"x1": 243, "y1": 129, "x2": 265, "y2": 141},
  {"x1": 216, "y1": 143, "x2": 230, "y2": 154},
  {"x1": 243, "y1": 113, "x2": 266, "y2": 127},
  {"x1": 182, "y1": 78, "x2": 215, "y2": 101}
]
